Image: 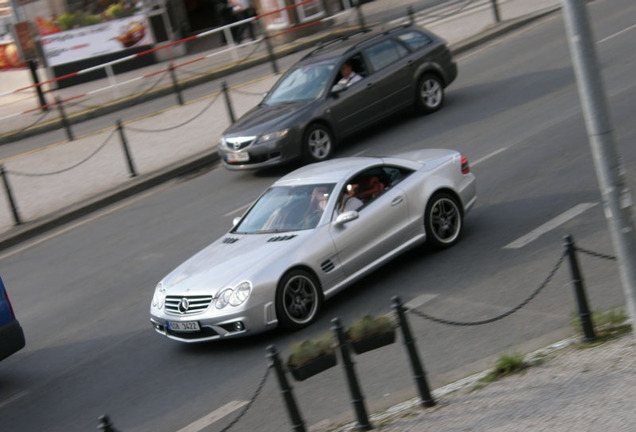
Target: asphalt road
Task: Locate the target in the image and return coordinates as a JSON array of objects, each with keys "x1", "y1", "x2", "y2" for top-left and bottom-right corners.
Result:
[{"x1": 1, "y1": 0, "x2": 635, "y2": 431}]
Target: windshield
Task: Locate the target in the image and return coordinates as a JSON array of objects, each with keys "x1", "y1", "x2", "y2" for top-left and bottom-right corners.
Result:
[
  {"x1": 234, "y1": 184, "x2": 336, "y2": 233},
  {"x1": 263, "y1": 63, "x2": 335, "y2": 105}
]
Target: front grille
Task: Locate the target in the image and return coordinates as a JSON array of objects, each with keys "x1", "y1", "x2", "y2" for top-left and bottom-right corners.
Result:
[
  {"x1": 225, "y1": 137, "x2": 256, "y2": 150},
  {"x1": 165, "y1": 295, "x2": 214, "y2": 315}
]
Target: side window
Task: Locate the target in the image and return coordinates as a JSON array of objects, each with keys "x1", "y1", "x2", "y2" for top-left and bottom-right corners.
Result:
[
  {"x1": 363, "y1": 39, "x2": 409, "y2": 72},
  {"x1": 397, "y1": 31, "x2": 434, "y2": 51},
  {"x1": 381, "y1": 166, "x2": 413, "y2": 187},
  {"x1": 334, "y1": 53, "x2": 367, "y2": 87},
  {"x1": 338, "y1": 168, "x2": 389, "y2": 213}
]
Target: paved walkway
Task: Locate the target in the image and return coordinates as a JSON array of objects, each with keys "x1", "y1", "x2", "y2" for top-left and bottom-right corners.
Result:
[
  {"x1": 315, "y1": 328, "x2": 635, "y2": 432},
  {"x1": 0, "y1": 0, "x2": 561, "y2": 248}
]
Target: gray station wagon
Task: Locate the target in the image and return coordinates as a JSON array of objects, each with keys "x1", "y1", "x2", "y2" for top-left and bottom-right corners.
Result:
[{"x1": 219, "y1": 24, "x2": 457, "y2": 170}]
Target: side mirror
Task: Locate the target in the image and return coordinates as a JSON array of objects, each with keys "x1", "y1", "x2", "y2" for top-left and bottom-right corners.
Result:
[
  {"x1": 232, "y1": 217, "x2": 241, "y2": 227},
  {"x1": 331, "y1": 83, "x2": 347, "y2": 95},
  {"x1": 334, "y1": 211, "x2": 359, "y2": 226}
]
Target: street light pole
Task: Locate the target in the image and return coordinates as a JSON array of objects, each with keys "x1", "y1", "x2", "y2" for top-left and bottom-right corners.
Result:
[{"x1": 561, "y1": 0, "x2": 636, "y2": 332}]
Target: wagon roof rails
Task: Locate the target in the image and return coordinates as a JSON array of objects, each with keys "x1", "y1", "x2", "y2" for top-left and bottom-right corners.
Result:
[{"x1": 300, "y1": 28, "x2": 373, "y2": 60}]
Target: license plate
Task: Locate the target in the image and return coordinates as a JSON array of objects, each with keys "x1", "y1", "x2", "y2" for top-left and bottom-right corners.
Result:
[
  {"x1": 168, "y1": 321, "x2": 200, "y2": 332},
  {"x1": 226, "y1": 152, "x2": 249, "y2": 163}
]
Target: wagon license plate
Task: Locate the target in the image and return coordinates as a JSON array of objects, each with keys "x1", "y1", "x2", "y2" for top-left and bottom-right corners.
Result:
[
  {"x1": 168, "y1": 321, "x2": 200, "y2": 332},
  {"x1": 226, "y1": 152, "x2": 249, "y2": 163}
]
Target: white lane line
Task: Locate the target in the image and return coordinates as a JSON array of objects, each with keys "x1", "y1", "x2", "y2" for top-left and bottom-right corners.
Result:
[
  {"x1": 224, "y1": 202, "x2": 251, "y2": 217},
  {"x1": 405, "y1": 294, "x2": 438, "y2": 310},
  {"x1": 504, "y1": 203, "x2": 598, "y2": 249},
  {"x1": 176, "y1": 400, "x2": 248, "y2": 432},
  {"x1": 0, "y1": 390, "x2": 29, "y2": 409},
  {"x1": 599, "y1": 23, "x2": 636, "y2": 44},
  {"x1": 471, "y1": 147, "x2": 508, "y2": 167}
]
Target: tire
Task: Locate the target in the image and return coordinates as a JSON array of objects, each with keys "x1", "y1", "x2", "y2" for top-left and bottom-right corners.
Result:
[
  {"x1": 424, "y1": 193, "x2": 463, "y2": 249},
  {"x1": 276, "y1": 269, "x2": 323, "y2": 330},
  {"x1": 302, "y1": 124, "x2": 334, "y2": 164},
  {"x1": 416, "y1": 74, "x2": 444, "y2": 114}
]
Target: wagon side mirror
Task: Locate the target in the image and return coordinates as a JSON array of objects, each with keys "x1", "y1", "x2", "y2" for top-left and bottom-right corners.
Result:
[{"x1": 331, "y1": 83, "x2": 347, "y2": 95}]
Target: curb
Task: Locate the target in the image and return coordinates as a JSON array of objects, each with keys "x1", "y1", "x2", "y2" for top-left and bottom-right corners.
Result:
[{"x1": 0, "y1": 6, "x2": 561, "y2": 252}]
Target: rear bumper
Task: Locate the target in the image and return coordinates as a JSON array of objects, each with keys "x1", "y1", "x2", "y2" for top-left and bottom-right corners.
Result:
[{"x1": 0, "y1": 319, "x2": 25, "y2": 361}]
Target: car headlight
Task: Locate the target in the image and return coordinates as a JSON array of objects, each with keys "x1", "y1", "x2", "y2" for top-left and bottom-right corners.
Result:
[
  {"x1": 256, "y1": 129, "x2": 289, "y2": 144},
  {"x1": 151, "y1": 282, "x2": 166, "y2": 310},
  {"x1": 215, "y1": 281, "x2": 252, "y2": 309}
]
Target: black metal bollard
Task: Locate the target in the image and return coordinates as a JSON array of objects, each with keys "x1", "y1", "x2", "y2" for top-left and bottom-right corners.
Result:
[
  {"x1": 222, "y1": 81, "x2": 236, "y2": 124},
  {"x1": 392, "y1": 296, "x2": 435, "y2": 407},
  {"x1": 564, "y1": 235, "x2": 596, "y2": 341},
  {"x1": 116, "y1": 120, "x2": 137, "y2": 178},
  {"x1": 353, "y1": 0, "x2": 367, "y2": 31},
  {"x1": 407, "y1": 5, "x2": 415, "y2": 25},
  {"x1": 0, "y1": 165, "x2": 22, "y2": 225},
  {"x1": 266, "y1": 345, "x2": 307, "y2": 432},
  {"x1": 55, "y1": 96, "x2": 74, "y2": 141},
  {"x1": 97, "y1": 415, "x2": 120, "y2": 432},
  {"x1": 263, "y1": 35, "x2": 280, "y2": 75},
  {"x1": 490, "y1": 0, "x2": 501, "y2": 23},
  {"x1": 28, "y1": 61, "x2": 48, "y2": 112},
  {"x1": 331, "y1": 318, "x2": 372, "y2": 431},
  {"x1": 168, "y1": 62, "x2": 184, "y2": 105}
]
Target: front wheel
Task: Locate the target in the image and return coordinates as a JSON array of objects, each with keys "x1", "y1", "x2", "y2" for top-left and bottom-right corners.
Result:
[
  {"x1": 276, "y1": 269, "x2": 323, "y2": 330},
  {"x1": 416, "y1": 74, "x2": 444, "y2": 114},
  {"x1": 424, "y1": 193, "x2": 463, "y2": 249},
  {"x1": 302, "y1": 124, "x2": 334, "y2": 164}
]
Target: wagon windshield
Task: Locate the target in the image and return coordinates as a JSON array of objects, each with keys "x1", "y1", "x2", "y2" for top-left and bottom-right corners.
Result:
[
  {"x1": 263, "y1": 63, "x2": 335, "y2": 105},
  {"x1": 234, "y1": 184, "x2": 336, "y2": 233}
]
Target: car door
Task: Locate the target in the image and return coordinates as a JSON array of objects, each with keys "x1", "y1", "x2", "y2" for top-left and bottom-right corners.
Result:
[
  {"x1": 329, "y1": 168, "x2": 410, "y2": 277},
  {"x1": 327, "y1": 54, "x2": 380, "y2": 137},
  {"x1": 361, "y1": 38, "x2": 412, "y2": 115}
]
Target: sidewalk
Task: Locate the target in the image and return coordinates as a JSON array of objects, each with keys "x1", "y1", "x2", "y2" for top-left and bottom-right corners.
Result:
[
  {"x1": 0, "y1": 0, "x2": 562, "y2": 250},
  {"x1": 315, "y1": 327, "x2": 635, "y2": 432}
]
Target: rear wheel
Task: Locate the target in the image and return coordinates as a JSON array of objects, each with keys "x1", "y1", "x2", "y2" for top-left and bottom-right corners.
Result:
[
  {"x1": 276, "y1": 269, "x2": 323, "y2": 330},
  {"x1": 424, "y1": 193, "x2": 463, "y2": 248},
  {"x1": 302, "y1": 124, "x2": 334, "y2": 164},
  {"x1": 416, "y1": 74, "x2": 444, "y2": 114}
]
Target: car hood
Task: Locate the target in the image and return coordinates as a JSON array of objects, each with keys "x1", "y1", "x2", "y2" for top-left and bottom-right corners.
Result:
[
  {"x1": 225, "y1": 101, "x2": 310, "y2": 135},
  {"x1": 161, "y1": 232, "x2": 305, "y2": 294}
]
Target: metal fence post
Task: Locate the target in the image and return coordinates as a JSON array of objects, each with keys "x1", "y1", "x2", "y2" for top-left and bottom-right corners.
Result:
[
  {"x1": 331, "y1": 317, "x2": 372, "y2": 431},
  {"x1": 97, "y1": 415, "x2": 120, "y2": 432},
  {"x1": 490, "y1": 0, "x2": 501, "y2": 23},
  {"x1": 168, "y1": 62, "x2": 184, "y2": 105},
  {"x1": 116, "y1": 120, "x2": 137, "y2": 178},
  {"x1": 263, "y1": 35, "x2": 280, "y2": 75},
  {"x1": 391, "y1": 296, "x2": 435, "y2": 407},
  {"x1": 55, "y1": 96, "x2": 74, "y2": 141},
  {"x1": 564, "y1": 235, "x2": 596, "y2": 342},
  {"x1": 0, "y1": 164, "x2": 22, "y2": 225},
  {"x1": 266, "y1": 345, "x2": 306, "y2": 432},
  {"x1": 353, "y1": 0, "x2": 367, "y2": 31},
  {"x1": 407, "y1": 5, "x2": 415, "y2": 25},
  {"x1": 222, "y1": 81, "x2": 236, "y2": 124}
]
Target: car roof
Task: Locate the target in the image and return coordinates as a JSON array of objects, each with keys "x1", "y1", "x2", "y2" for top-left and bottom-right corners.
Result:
[
  {"x1": 274, "y1": 157, "x2": 385, "y2": 185},
  {"x1": 296, "y1": 24, "x2": 426, "y2": 66}
]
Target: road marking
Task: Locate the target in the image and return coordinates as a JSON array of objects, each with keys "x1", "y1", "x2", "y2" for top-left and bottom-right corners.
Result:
[
  {"x1": 471, "y1": 147, "x2": 508, "y2": 167},
  {"x1": 405, "y1": 293, "x2": 438, "y2": 310},
  {"x1": 598, "y1": 23, "x2": 636, "y2": 44},
  {"x1": 176, "y1": 400, "x2": 248, "y2": 432},
  {"x1": 504, "y1": 203, "x2": 598, "y2": 249},
  {"x1": 224, "y1": 202, "x2": 251, "y2": 217},
  {"x1": 0, "y1": 390, "x2": 29, "y2": 409}
]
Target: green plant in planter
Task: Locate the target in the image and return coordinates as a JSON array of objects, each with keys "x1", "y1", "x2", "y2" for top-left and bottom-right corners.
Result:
[
  {"x1": 288, "y1": 332, "x2": 335, "y2": 367},
  {"x1": 348, "y1": 314, "x2": 395, "y2": 341}
]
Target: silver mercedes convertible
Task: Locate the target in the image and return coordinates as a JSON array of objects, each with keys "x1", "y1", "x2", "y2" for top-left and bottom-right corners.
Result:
[{"x1": 150, "y1": 149, "x2": 476, "y2": 342}]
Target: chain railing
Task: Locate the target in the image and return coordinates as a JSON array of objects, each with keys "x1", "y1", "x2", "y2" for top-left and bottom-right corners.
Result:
[
  {"x1": 409, "y1": 249, "x2": 568, "y2": 326},
  {"x1": 219, "y1": 366, "x2": 271, "y2": 432}
]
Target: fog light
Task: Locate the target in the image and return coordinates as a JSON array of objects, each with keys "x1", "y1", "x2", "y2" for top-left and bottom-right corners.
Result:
[{"x1": 234, "y1": 322, "x2": 244, "y2": 331}]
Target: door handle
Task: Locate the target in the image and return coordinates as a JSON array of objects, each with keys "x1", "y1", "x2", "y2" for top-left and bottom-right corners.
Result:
[
  {"x1": 391, "y1": 196, "x2": 404, "y2": 206},
  {"x1": 366, "y1": 82, "x2": 374, "y2": 89}
]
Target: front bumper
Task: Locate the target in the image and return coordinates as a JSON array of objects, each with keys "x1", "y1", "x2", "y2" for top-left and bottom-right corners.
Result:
[
  {"x1": 219, "y1": 133, "x2": 301, "y2": 170},
  {"x1": 150, "y1": 302, "x2": 277, "y2": 343}
]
